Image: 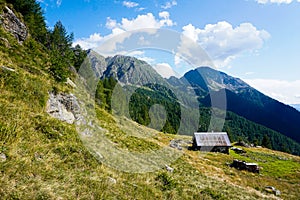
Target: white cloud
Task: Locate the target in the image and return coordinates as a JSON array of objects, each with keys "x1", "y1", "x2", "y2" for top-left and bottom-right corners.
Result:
[
  {"x1": 106, "y1": 17, "x2": 117, "y2": 29},
  {"x1": 122, "y1": 1, "x2": 139, "y2": 8},
  {"x1": 137, "y1": 36, "x2": 151, "y2": 45},
  {"x1": 158, "y1": 11, "x2": 175, "y2": 26},
  {"x1": 73, "y1": 33, "x2": 104, "y2": 49},
  {"x1": 137, "y1": 56, "x2": 156, "y2": 64},
  {"x1": 176, "y1": 34, "x2": 214, "y2": 71},
  {"x1": 256, "y1": 0, "x2": 293, "y2": 4},
  {"x1": 56, "y1": 0, "x2": 62, "y2": 7},
  {"x1": 137, "y1": 7, "x2": 146, "y2": 11},
  {"x1": 119, "y1": 12, "x2": 175, "y2": 31},
  {"x1": 244, "y1": 79, "x2": 300, "y2": 104},
  {"x1": 158, "y1": 11, "x2": 169, "y2": 18},
  {"x1": 161, "y1": 0, "x2": 177, "y2": 9},
  {"x1": 74, "y1": 12, "x2": 175, "y2": 51},
  {"x1": 121, "y1": 13, "x2": 161, "y2": 30},
  {"x1": 182, "y1": 21, "x2": 270, "y2": 68},
  {"x1": 127, "y1": 50, "x2": 144, "y2": 56},
  {"x1": 182, "y1": 24, "x2": 201, "y2": 42},
  {"x1": 245, "y1": 71, "x2": 255, "y2": 75},
  {"x1": 127, "y1": 51, "x2": 156, "y2": 64},
  {"x1": 153, "y1": 63, "x2": 179, "y2": 78},
  {"x1": 174, "y1": 53, "x2": 183, "y2": 66}
]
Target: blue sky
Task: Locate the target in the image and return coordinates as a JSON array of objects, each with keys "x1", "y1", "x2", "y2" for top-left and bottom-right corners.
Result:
[{"x1": 39, "y1": 0, "x2": 300, "y2": 104}]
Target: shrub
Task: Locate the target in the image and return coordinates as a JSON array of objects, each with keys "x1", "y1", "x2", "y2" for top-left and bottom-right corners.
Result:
[{"x1": 156, "y1": 172, "x2": 177, "y2": 191}]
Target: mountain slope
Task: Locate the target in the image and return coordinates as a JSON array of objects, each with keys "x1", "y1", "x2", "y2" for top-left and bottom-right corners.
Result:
[
  {"x1": 86, "y1": 51, "x2": 300, "y2": 155},
  {"x1": 181, "y1": 67, "x2": 300, "y2": 144}
]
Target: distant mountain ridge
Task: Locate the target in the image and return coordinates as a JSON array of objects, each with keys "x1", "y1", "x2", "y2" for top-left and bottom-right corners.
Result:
[
  {"x1": 180, "y1": 67, "x2": 300, "y2": 144},
  {"x1": 291, "y1": 104, "x2": 300, "y2": 112},
  {"x1": 87, "y1": 50, "x2": 166, "y2": 85},
  {"x1": 87, "y1": 51, "x2": 300, "y2": 154},
  {"x1": 182, "y1": 67, "x2": 249, "y2": 92}
]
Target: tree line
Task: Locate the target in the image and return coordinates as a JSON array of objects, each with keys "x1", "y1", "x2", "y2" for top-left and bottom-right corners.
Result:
[{"x1": 5, "y1": 0, "x2": 86, "y2": 81}]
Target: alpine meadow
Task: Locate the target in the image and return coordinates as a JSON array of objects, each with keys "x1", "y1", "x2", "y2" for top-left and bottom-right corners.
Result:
[{"x1": 1, "y1": 0, "x2": 300, "y2": 199}]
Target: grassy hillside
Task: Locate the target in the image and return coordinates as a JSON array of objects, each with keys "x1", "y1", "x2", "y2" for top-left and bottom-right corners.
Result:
[
  {"x1": 1, "y1": 2, "x2": 300, "y2": 199},
  {"x1": 0, "y1": 32, "x2": 299, "y2": 199},
  {"x1": 1, "y1": 60, "x2": 300, "y2": 199}
]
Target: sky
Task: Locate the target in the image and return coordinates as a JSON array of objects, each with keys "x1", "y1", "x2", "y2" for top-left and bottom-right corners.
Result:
[{"x1": 39, "y1": 0, "x2": 300, "y2": 105}]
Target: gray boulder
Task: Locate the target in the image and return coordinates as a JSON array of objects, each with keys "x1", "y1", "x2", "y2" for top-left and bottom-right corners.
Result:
[
  {"x1": 0, "y1": 153, "x2": 7, "y2": 162},
  {"x1": 170, "y1": 139, "x2": 192, "y2": 150},
  {"x1": 107, "y1": 177, "x2": 117, "y2": 185},
  {"x1": 165, "y1": 165, "x2": 174, "y2": 173},
  {"x1": 46, "y1": 92, "x2": 81, "y2": 124},
  {"x1": 0, "y1": 6, "x2": 28, "y2": 43}
]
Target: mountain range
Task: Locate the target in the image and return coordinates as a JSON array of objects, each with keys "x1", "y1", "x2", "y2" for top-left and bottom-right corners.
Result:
[
  {"x1": 86, "y1": 50, "x2": 300, "y2": 155},
  {"x1": 180, "y1": 67, "x2": 300, "y2": 144}
]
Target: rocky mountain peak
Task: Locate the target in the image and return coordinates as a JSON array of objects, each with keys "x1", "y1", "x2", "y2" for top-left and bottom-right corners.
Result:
[{"x1": 87, "y1": 51, "x2": 166, "y2": 85}]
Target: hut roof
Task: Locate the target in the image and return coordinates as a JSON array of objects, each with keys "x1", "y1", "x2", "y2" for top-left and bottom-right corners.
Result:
[{"x1": 193, "y1": 132, "x2": 231, "y2": 147}]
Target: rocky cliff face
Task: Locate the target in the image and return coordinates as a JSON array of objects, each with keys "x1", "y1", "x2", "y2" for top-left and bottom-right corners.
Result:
[
  {"x1": 0, "y1": 6, "x2": 28, "y2": 43},
  {"x1": 85, "y1": 50, "x2": 107, "y2": 78},
  {"x1": 86, "y1": 51, "x2": 167, "y2": 86}
]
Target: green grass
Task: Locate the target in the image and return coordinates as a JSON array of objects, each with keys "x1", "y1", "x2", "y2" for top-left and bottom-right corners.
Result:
[
  {"x1": 95, "y1": 107, "x2": 161, "y2": 153},
  {"x1": 229, "y1": 147, "x2": 300, "y2": 179},
  {"x1": 203, "y1": 146, "x2": 300, "y2": 199},
  {"x1": 1, "y1": 23, "x2": 300, "y2": 199}
]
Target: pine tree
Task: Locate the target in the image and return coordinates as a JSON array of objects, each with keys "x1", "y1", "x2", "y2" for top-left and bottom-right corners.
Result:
[
  {"x1": 48, "y1": 21, "x2": 74, "y2": 81},
  {"x1": 262, "y1": 134, "x2": 272, "y2": 149},
  {"x1": 49, "y1": 21, "x2": 73, "y2": 51},
  {"x1": 72, "y1": 44, "x2": 87, "y2": 71}
]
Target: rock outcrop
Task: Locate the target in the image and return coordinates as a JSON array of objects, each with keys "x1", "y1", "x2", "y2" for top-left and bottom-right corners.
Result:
[
  {"x1": 46, "y1": 93, "x2": 81, "y2": 124},
  {"x1": 165, "y1": 165, "x2": 174, "y2": 173},
  {"x1": 0, "y1": 153, "x2": 7, "y2": 162},
  {"x1": 169, "y1": 139, "x2": 192, "y2": 150},
  {"x1": 0, "y1": 6, "x2": 28, "y2": 43}
]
